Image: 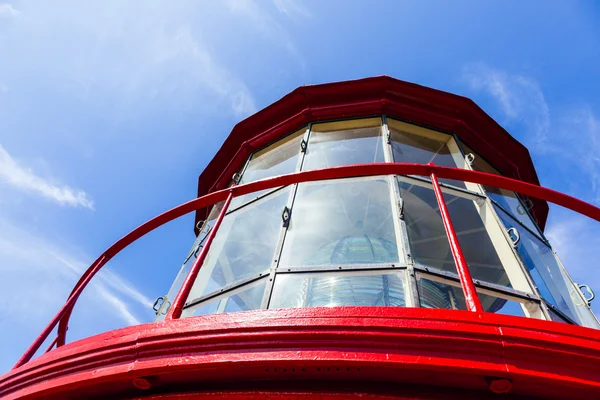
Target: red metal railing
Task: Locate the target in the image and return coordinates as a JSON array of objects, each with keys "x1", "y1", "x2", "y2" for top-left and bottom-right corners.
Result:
[{"x1": 13, "y1": 162, "x2": 600, "y2": 370}]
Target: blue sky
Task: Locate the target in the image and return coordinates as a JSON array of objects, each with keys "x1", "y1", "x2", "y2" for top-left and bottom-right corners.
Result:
[{"x1": 2, "y1": 0, "x2": 600, "y2": 372}]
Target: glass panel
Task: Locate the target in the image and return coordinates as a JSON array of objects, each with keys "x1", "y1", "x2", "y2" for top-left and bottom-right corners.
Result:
[
  {"x1": 230, "y1": 129, "x2": 304, "y2": 209},
  {"x1": 461, "y1": 142, "x2": 541, "y2": 235},
  {"x1": 279, "y1": 178, "x2": 399, "y2": 267},
  {"x1": 388, "y1": 119, "x2": 464, "y2": 188},
  {"x1": 493, "y1": 206, "x2": 591, "y2": 325},
  {"x1": 416, "y1": 275, "x2": 532, "y2": 317},
  {"x1": 182, "y1": 278, "x2": 267, "y2": 318},
  {"x1": 302, "y1": 118, "x2": 384, "y2": 171},
  {"x1": 186, "y1": 188, "x2": 289, "y2": 302},
  {"x1": 155, "y1": 202, "x2": 224, "y2": 321},
  {"x1": 561, "y1": 276, "x2": 600, "y2": 328},
  {"x1": 269, "y1": 271, "x2": 406, "y2": 309},
  {"x1": 547, "y1": 306, "x2": 570, "y2": 324},
  {"x1": 399, "y1": 178, "x2": 510, "y2": 287}
]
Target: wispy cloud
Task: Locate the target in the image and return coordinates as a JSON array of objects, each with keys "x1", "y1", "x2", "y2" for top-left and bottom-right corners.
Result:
[
  {"x1": 273, "y1": 0, "x2": 312, "y2": 18},
  {"x1": 462, "y1": 63, "x2": 550, "y2": 144},
  {"x1": 0, "y1": 3, "x2": 19, "y2": 19},
  {"x1": 462, "y1": 63, "x2": 600, "y2": 201},
  {"x1": 0, "y1": 217, "x2": 152, "y2": 370},
  {"x1": 462, "y1": 62, "x2": 600, "y2": 314},
  {"x1": 224, "y1": 0, "x2": 306, "y2": 68},
  {"x1": 0, "y1": 145, "x2": 94, "y2": 209},
  {"x1": 155, "y1": 25, "x2": 257, "y2": 117}
]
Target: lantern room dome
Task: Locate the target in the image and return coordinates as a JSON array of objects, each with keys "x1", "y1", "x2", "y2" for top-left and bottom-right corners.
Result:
[{"x1": 195, "y1": 76, "x2": 548, "y2": 233}]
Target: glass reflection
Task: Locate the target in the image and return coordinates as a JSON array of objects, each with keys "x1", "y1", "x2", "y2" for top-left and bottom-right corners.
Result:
[
  {"x1": 155, "y1": 202, "x2": 224, "y2": 321},
  {"x1": 388, "y1": 119, "x2": 464, "y2": 188},
  {"x1": 495, "y1": 206, "x2": 599, "y2": 327},
  {"x1": 186, "y1": 188, "x2": 289, "y2": 302},
  {"x1": 182, "y1": 278, "x2": 267, "y2": 318},
  {"x1": 399, "y1": 178, "x2": 510, "y2": 287},
  {"x1": 302, "y1": 118, "x2": 384, "y2": 171},
  {"x1": 461, "y1": 142, "x2": 541, "y2": 236},
  {"x1": 279, "y1": 178, "x2": 399, "y2": 267},
  {"x1": 416, "y1": 275, "x2": 529, "y2": 317},
  {"x1": 230, "y1": 130, "x2": 304, "y2": 210},
  {"x1": 269, "y1": 271, "x2": 406, "y2": 309}
]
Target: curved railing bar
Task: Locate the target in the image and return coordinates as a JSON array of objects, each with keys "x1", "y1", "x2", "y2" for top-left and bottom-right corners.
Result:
[{"x1": 14, "y1": 162, "x2": 600, "y2": 370}]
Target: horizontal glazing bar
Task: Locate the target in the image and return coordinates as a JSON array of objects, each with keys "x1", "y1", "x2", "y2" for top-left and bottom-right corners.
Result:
[
  {"x1": 184, "y1": 271, "x2": 270, "y2": 309},
  {"x1": 278, "y1": 264, "x2": 407, "y2": 274},
  {"x1": 412, "y1": 264, "x2": 539, "y2": 302}
]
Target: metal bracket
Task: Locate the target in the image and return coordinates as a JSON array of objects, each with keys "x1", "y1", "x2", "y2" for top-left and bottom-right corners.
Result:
[
  {"x1": 578, "y1": 283, "x2": 595, "y2": 304},
  {"x1": 231, "y1": 172, "x2": 241, "y2": 185},
  {"x1": 507, "y1": 227, "x2": 520, "y2": 247},
  {"x1": 397, "y1": 198, "x2": 404, "y2": 219},
  {"x1": 152, "y1": 296, "x2": 170, "y2": 315},
  {"x1": 465, "y1": 153, "x2": 475, "y2": 166},
  {"x1": 300, "y1": 139, "x2": 308, "y2": 153},
  {"x1": 282, "y1": 206, "x2": 291, "y2": 228}
]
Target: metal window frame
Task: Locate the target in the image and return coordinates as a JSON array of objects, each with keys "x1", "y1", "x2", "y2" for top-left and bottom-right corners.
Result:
[
  {"x1": 184, "y1": 271, "x2": 270, "y2": 309},
  {"x1": 414, "y1": 270, "x2": 543, "y2": 318},
  {"x1": 387, "y1": 116, "x2": 476, "y2": 196},
  {"x1": 413, "y1": 264, "x2": 540, "y2": 302},
  {"x1": 178, "y1": 114, "x2": 567, "y2": 324},
  {"x1": 454, "y1": 137, "x2": 548, "y2": 242},
  {"x1": 267, "y1": 266, "x2": 411, "y2": 310}
]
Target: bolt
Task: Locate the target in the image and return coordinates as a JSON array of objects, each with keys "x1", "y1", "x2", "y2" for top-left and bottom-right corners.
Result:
[
  {"x1": 487, "y1": 377, "x2": 512, "y2": 394},
  {"x1": 132, "y1": 377, "x2": 152, "y2": 390}
]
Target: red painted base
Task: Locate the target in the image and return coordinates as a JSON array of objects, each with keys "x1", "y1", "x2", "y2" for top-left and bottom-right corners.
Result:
[{"x1": 2, "y1": 307, "x2": 600, "y2": 399}]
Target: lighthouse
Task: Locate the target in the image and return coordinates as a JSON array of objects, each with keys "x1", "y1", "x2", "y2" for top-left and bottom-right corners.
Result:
[{"x1": 2, "y1": 76, "x2": 600, "y2": 399}]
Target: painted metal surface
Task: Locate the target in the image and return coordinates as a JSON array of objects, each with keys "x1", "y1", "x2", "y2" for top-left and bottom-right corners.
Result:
[
  {"x1": 430, "y1": 172, "x2": 483, "y2": 312},
  {"x1": 12, "y1": 162, "x2": 600, "y2": 370},
  {"x1": 194, "y1": 77, "x2": 549, "y2": 231},
  {"x1": 2, "y1": 308, "x2": 600, "y2": 399}
]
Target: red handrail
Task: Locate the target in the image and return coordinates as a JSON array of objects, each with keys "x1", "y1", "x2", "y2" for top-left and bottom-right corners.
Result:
[
  {"x1": 431, "y1": 172, "x2": 483, "y2": 312},
  {"x1": 166, "y1": 191, "x2": 234, "y2": 320},
  {"x1": 13, "y1": 163, "x2": 600, "y2": 370}
]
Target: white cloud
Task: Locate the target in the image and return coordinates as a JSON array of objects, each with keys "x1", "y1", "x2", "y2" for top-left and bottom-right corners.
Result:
[
  {"x1": 224, "y1": 0, "x2": 306, "y2": 68},
  {"x1": 462, "y1": 63, "x2": 600, "y2": 315},
  {"x1": 462, "y1": 63, "x2": 600, "y2": 203},
  {"x1": 0, "y1": 217, "x2": 152, "y2": 371},
  {"x1": 462, "y1": 63, "x2": 550, "y2": 144},
  {"x1": 0, "y1": 145, "x2": 94, "y2": 209},
  {"x1": 0, "y1": 3, "x2": 19, "y2": 19},
  {"x1": 155, "y1": 25, "x2": 257, "y2": 117},
  {"x1": 273, "y1": 0, "x2": 312, "y2": 18}
]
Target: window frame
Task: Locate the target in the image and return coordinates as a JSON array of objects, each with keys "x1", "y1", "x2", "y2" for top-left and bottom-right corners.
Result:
[{"x1": 174, "y1": 115, "x2": 592, "y2": 326}]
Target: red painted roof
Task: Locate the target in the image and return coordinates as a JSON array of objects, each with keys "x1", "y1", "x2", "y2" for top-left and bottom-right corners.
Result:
[{"x1": 195, "y1": 76, "x2": 548, "y2": 233}]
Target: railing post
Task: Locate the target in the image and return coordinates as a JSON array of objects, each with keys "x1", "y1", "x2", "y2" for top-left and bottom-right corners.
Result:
[
  {"x1": 166, "y1": 190, "x2": 234, "y2": 320},
  {"x1": 430, "y1": 171, "x2": 483, "y2": 313}
]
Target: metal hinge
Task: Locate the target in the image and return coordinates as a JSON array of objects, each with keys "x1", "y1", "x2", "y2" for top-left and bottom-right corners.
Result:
[
  {"x1": 153, "y1": 296, "x2": 170, "y2": 315},
  {"x1": 507, "y1": 227, "x2": 520, "y2": 247},
  {"x1": 577, "y1": 283, "x2": 595, "y2": 304},
  {"x1": 282, "y1": 206, "x2": 291, "y2": 227},
  {"x1": 300, "y1": 139, "x2": 308, "y2": 153},
  {"x1": 465, "y1": 153, "x2": 475, "y2": 166},
  {"x1": 397, "y1": 198, "x2": 404, "y2": 219},
  {"x1": 232, "y1": 172, "x2": 241, "y2": 185}
]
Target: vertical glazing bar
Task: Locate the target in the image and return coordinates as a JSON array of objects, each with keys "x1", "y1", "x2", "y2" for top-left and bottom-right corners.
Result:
[
  {"x1": 166, "y1": 191, "x2": 234, "y2": 320},
  {"x1": 430, "y1": 171, "x2": 483, "y2": 312}
]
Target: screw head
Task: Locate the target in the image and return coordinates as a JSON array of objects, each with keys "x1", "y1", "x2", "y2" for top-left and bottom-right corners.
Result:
[
  {"x1": 132, "y1": 377, "x2": 152, "y2": 390},
  {"x1": 488, "y1": 377, "x2": 512, "y2": 394}
]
